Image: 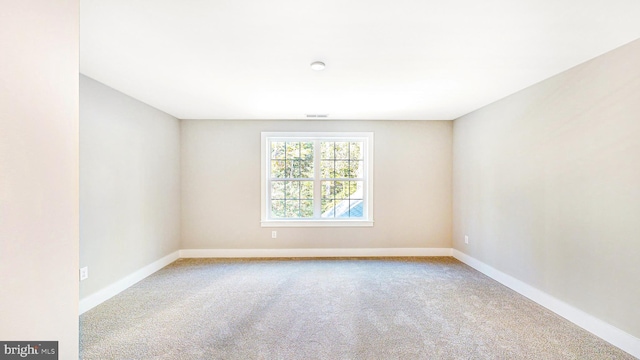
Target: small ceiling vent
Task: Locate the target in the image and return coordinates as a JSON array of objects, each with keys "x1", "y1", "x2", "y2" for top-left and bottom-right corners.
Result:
[{"x1": 306, "y1": 114, "x2": 328, "y2": 118}]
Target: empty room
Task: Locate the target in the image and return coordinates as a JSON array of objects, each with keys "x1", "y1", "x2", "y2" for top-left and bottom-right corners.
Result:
[{"x1": 1, "y1": 0, "x2": 639, "y2": 359}]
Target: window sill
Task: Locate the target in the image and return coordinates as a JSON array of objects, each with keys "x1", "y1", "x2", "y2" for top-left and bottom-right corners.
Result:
[{"x1": 261, "y1": 220, "x2": 374, "y2": 228}]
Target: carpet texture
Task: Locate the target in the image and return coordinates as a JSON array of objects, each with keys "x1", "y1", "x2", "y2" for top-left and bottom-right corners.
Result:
[{"x1": 80, "y1": 257, "x2": 634, "y2": 359}]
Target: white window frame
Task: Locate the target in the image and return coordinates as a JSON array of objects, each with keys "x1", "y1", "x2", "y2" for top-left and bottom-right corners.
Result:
[{"x1": 261, "y1": 132, "x2": 374, "y2": 227}]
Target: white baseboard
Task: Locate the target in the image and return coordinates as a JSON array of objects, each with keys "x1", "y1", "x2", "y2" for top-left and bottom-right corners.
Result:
[
  {"x1": 179, "y1": 247, "x2": 453, "y2": 258},
  {"x1": 80, "y1": 246, "x2": 638, "y2": 358},
  {"x1": 79, "y1": 251, "x2": 180, "y2": 315},
  {"x1": 452, "y1": 249, "x2": 640, "y2": 358}
]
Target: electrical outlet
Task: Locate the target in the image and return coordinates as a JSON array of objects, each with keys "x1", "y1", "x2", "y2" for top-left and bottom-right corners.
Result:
[
  {"x1": 80, "y1": 267, "x2": 89, "y2": 281},
  {"x1": 271, "y1": 231, "x2": 277, "y2": 239},
  {"x1": 464, "y1": 235, "x2": 469, "y2": 244}
]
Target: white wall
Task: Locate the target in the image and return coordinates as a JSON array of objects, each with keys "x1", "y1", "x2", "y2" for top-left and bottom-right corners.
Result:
[
  {"x1": 0, "y1": 1, "x2": 79, "y2": 358},
  {"x1": 453, "y1": 38, "x2": 640, "y2": 338},
  {"x1": 80, "y1": 75, "x2": 181, "y2": 299},
  {"x1": 181, "y1": 120, "x2": 452, "y2": 251}
]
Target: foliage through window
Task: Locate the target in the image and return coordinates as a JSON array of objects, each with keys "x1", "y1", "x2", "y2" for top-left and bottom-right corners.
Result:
[{"x1": 262, "y1": 133, "x2": 373, "y2": 226}]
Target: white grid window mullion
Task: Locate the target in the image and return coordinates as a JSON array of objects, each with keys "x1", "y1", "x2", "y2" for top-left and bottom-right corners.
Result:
[{"x1": 262, "y1": 132, "x2": 373, "y2": 226}]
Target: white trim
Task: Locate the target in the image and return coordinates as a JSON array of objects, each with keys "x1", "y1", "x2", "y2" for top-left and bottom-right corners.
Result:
[
  {"x1": 79, "y1": 246, "x2": 639, "y2": 359},
  {"x1": 260, "y1": 220, "x2": 374, "y2": 227},
  {"x1": 180, "y1": 247, "x2": 452, "y2": 258},
  {"x1": 262, "y1": 131, "x2": 375, "y2": 141},
  {"x1": 261, "y1": 132, "x2": 268, "y2": 222},
  {"x1": 79, "y1": 251, "x2": 180, "y2": 315},
  {"x1": 452, "y1": 249, "x2": 640, "y2": 358},
  {"x1": 261, "y1": 132, "x2": 374, "y2": 225}
]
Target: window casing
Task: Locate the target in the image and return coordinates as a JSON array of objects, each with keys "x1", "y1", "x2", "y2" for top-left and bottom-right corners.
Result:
[{"x1": 261, "y1": 132, "x2": 374, "y2": 227}]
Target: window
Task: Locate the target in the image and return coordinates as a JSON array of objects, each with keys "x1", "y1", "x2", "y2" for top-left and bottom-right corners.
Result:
[{"x1": 261, "y1": 132, "x2": 374, "y2": 227}]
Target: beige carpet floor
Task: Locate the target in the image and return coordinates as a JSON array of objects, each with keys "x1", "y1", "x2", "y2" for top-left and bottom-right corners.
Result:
[{"x1": 80, "y1": 257, "x2": 634, "y2": 359}]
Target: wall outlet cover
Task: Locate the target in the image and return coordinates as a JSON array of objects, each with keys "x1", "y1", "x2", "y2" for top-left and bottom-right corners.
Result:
[{"x1": 80, "y1": 267, "x2": 89, "y2": 281}]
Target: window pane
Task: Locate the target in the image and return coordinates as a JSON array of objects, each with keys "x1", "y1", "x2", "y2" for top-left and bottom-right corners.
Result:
[
  {"x1": 285, "y1": 160, "x2": 300, "y2": 178},
  {"x1": 350, "y1": 142, "x2": 363, "y2": 159},
  {"x1": 300, "y1": 142, "x2": 313, "y2": 161},
  {"x1": 292, "y1": 160, "x2": 301, "y2": 178},
  {"x1": 271, "y1": 160, "x2": 285, "y2": 178},
  {"x1": 335, "y1": 160, "x2": 349, "y2": 178},
  {"x1": 271, "y1": 200, "x2": 285, "y2": 218},
  {"x1": 285, "y1": 181, "x2": 300, "y2": 199},
  {"x1": 334, "y1": 181, "x2": 348, "y2": 199},
  {"x1": 271, "y1": 181, "x2": 285, "y2": 199},
  {"x1": 271, "y1": 142, "x2": 285, "y2": 159},
  {"x1": 321, "y1": 160, "x2": 334, "y2": 179},
  {"x1": 321, "y1": 199, "x2": 335, "y2": 217},
  {"x1": 349, "y1": 160, "x2": 363, "y2": 178},
  {"x1": 321, "y1": 181, "x2": 333, "y2": 199},
  {"x1": 321, "y1": 198, "x2": 365, "y2": 219},
  {"x1": 285, "y1": 200, "x2": 300, "y2": 218},
  {"x1": 349, "y1": 200, "x2": 364, "y2": 218},
  {"x1": 300, "y1": 181, "x2": 313, "y2": 199},
  {"x1": 285, "y1": 142, "x2": 300, "y2": 159},
  {"x1": 333, "y1": 199, "x2": 350, "y2": 218},
  {"x1": 348, "y1": 181, "x2": 362, "y2": 199},
  {"x1": 335, "y1": 142, "x2": 349, "y2": 159},
  {"x1": 300, "y1": 200, "x2": 313, "y2": 218},
  {"x1": 321, "y1": 142, "x2": 334, "y2": 159},
  {"x1": 300, "y1": 160, "x2": 314, "y2": 178}
]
